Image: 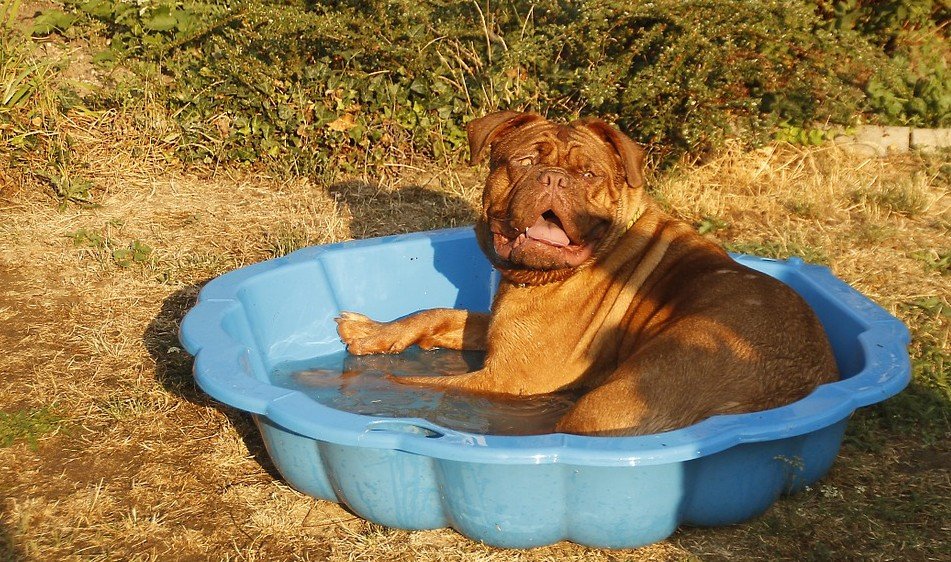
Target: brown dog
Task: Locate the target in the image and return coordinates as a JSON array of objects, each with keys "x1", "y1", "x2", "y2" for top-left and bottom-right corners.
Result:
[{"x1": 336, "y1": 111, "x2": 838, "y2": 436}]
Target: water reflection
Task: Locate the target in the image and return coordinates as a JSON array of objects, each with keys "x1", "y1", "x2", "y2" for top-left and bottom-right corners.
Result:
[{"x1": 271, "y1": 349, "x2": 576, "y2": 435}]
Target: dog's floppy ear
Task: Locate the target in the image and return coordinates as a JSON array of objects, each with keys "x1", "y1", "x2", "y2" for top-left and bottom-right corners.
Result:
[
  {"x1": 467, "y1": 111, "x2": 544, "y2": 166},
  {"x1": 573, "y1": 118, "x2": 646, "y2": 188}
]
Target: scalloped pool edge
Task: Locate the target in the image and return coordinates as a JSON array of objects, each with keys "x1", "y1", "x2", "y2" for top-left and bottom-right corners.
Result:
[{"x1": 179, "y1": 227, "x2": 911, "y2": 548}]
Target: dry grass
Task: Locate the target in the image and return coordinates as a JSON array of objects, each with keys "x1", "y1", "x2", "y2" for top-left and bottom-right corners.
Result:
[
  {"x1": 1, "y1": 104, "x2": 948, "y2": 561},
  {"x1": 653, "y1": 141, "x2": 950, "y2": 310}
]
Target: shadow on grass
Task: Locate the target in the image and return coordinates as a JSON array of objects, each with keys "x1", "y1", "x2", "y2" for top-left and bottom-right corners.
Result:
[
  {"x1": 143, "y1": 283, "x2": 283, "y2": 482},
  {"x1": 0, "y1": 523, "x2": 26, "y2": 562},
  {"x1": 329, "y1": 180, "x2": 477, "y2": 239}
]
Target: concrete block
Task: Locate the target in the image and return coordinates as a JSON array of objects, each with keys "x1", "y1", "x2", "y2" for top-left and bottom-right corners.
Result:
[
  {"x1": 910, "y1": 128, "x2": 951, "y2": 151},
  {"x1": 834, "y1": 126, "x2": 910, "y2": 156},
  {"x1": 856, "y1": 126, "x2": 911, "y2": 153}
]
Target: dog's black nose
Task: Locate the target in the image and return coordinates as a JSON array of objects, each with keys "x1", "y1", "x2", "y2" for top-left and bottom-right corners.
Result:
[{"x1": 538, "y1": 169, "x2": 568, "y2": 190}]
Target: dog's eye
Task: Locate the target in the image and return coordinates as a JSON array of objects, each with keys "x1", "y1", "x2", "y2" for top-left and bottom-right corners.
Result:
[
  {"x1": 516, "y1": 156, "x2": 535, "y2": 167},
  {"x1": 581, "y1": 170, "x2": 597, "y2": 179}
]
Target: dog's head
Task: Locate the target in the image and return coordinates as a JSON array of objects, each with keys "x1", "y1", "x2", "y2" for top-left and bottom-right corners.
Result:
[{"x1": 467, "y1": 111, "x2": 647, "y2": 284}]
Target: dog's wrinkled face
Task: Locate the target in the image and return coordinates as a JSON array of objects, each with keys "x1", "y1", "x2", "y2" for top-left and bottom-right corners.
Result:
[{"x1": 467, "y1": 112, "x2": 646, "y2": 281}]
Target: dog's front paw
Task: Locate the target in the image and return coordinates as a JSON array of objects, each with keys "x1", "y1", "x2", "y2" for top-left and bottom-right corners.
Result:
[{"x1": 335, "y1": 312, "x2": 410, "y2": 355}]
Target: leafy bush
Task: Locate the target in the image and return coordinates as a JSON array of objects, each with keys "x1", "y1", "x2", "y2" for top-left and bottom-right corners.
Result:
[
  {"x1": 811, "y1": 0, "x2": 950, "y2": 126},
  {"x1": 29, "y1": 0, "x2": 945, "y2": 173}
]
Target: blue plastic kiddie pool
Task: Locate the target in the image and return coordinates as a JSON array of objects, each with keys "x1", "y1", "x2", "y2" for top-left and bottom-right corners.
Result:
[{"x1": 179, "y1": 227, "x2": 910, "y2": 549}]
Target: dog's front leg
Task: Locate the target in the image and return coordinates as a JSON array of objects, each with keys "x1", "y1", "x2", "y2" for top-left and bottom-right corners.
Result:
[
  {"x1": 335, "y1": 308, "x2": 488, "y2": 355},
  {"x1": 387, "y1": 368, "x2": 500, "y2": 393}
]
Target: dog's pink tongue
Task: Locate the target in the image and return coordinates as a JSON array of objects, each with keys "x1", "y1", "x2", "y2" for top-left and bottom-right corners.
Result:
[{"x1": 526, "y1": 215, "x2": 570, "y2": 247}]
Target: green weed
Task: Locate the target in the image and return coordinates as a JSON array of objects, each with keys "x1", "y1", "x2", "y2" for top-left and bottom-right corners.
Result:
[
  {"x1": 911, "y1": 249, "x2": 951, "y2": 275},
  {"x1": 1, "y1": 4, "x2": 99, "y2": 208},
  {"x1": 112, "y1": 239, "x2": 153, "y2": 268},
  {"x1": 906, "y1": 297, "x2": 950, "y2": 407},
  {"x1": 36, "y1": 168, "x2": 94, "y2": 205},
  {"x1": 0, "y1": 0, "x2": 58, "y2": 140},
  {"x1": 773, "y1": 125, "x2": 839, "y2": 146},
  {"x1": 852, "y1": 182, "x2": 928, "y2": 217},
  {"x1": 67, "y1": 225, "x2": 154, "y2": 268},
  {"x1": 1, "y1": 1, "x2": 41, "y2": 104},
  {"x1": 696, "y1": 215, "x2": 729, "y2": 235},
  {"x1": 0, "y1": 407, "x2": 63, "y2": 449},
  {"x1": 851, "y1": 222, "x2": 896, "y2": 245},
  {"x1": 68, "y1": 226, "x2": 106, "y2": 248}
]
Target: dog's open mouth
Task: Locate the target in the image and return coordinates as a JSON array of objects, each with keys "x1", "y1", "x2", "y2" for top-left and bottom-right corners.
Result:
[
  {"x1": 527, "y1": 210, "x2": 571, "y2": 247},
  {"x1": 491, "y1": 210, "x2": 601, "y2": 269}
]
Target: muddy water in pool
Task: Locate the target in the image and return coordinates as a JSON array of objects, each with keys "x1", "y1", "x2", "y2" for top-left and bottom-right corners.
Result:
[{"x1": 270, "y1": 349, "x2": 578, "y2": 435}]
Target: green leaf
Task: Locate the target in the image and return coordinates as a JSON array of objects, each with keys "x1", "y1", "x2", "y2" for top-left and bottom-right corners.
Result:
[
  {"x1": 92, "y1": 49, "x2": 118, "y2": 64},
  {"x1": 131, "y1": 240, "x2": 153, "y2": 263},
  {"x1": 79, "y1": 0, "x2": 114, "y2": 18},
  {"x1": 31, "y1": 9, "x2": 77, "y2": 35},
  {"x1": 144, "y1": 13, "x2": 178, "y2": 32},
  {"x1": 173, "y1": 9, "x2": 198, "y2": 32},
  {"x1": 409, "y1": 79, "x2": 428, "y2": 95},
  {"x1": 68, "y1": 228, "x2": 105, "y2": 248},
  {"x1": 112, "y1": 248, "x2": 133, "y2": 267},
  {"x1": 141, "y1": 34, "x2": 166, "y2": 49}
]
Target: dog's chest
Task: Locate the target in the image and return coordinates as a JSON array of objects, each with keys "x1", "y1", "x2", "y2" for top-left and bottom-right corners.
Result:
[{"x1": 485, "y1": 275, "x2": 634, "y2": 386}]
